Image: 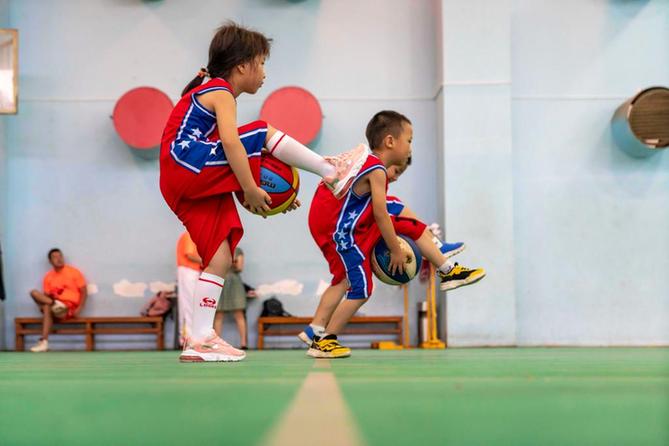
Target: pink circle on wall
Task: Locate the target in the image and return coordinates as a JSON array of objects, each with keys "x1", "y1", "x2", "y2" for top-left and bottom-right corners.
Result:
[
  {"x1": 113, "y1": 87, "x2": 174, "y2": 150},
  {"x1": 260, "y1": 86, "x2": 323, "y2": 145}
]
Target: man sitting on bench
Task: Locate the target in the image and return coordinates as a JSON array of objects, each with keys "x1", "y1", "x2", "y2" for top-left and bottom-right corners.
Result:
[{"x1": 28, "y1": 248, "x2": 87, "y2": 352}]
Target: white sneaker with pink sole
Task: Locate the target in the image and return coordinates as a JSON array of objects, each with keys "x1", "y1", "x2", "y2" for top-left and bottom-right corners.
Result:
[
  {"x1": 179, "y1": 330, "x2": 246, "y2": 362},
  {"x1": 323, "y1": 144, "x2": 369, "y2": 199}
]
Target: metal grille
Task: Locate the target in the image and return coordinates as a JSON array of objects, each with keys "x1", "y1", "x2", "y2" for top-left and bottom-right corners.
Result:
[{"x1": 629, "y1": 87, "x2": 669, "y2": 148}]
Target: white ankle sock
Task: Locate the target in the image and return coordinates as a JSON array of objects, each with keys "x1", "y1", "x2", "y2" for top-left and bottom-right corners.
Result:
[
  {"x1": 309, "y1": 324, "x2": 326, "y2": 337},
  {"x1": 267, "y1": 131, "x2": 335, "y2": 178},
  {"x1": 191, "y1": 272, "x2": 225, "y2": 340},
  {"x1": 438, "y1": 260, "x2": 454, "y2": 274}
]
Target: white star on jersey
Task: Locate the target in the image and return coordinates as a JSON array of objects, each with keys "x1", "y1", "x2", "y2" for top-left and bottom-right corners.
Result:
[
  {"x1": 336, "y1": 229, "x2": 346, "y2": 239},
  {"x1": 177, "y1": 140, "x2": 190, "y2": 149},
  {"x1": 209, "y1": 146, "x2": 217, "y2": 156},
  {"x1": 191, "y1": 128, "x2": 203, "y2": 138},
  {"x1": 338, "y1": 240, "x2": 348, "y2": 250},
  {"x1": 348, "y1": 210, "x2": 359, "y2": 220}
]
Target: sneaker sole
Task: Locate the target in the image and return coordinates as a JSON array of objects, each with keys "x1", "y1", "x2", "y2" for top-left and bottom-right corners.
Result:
[
  {"x1": 332, "y1": 147, "x2": 368, "y2": 198},
  {"x1": 440, "y1": 271, "x2": 486, "y2": 291},
  {"x1": 442, "y1": 244, "x2": 466, "y2": 258},
  {"x1": 179, "y1": 350, "x2": 246, "y2": 362},
  {"x1": 297, "y1": 332, "x2": 312, "y2": 347},
  {"x1": 307, "y1": 348, "x2": 351, "y2": 359},
  {"x1": 333, "y1": 176, "x2": 356, "y2": 200}
]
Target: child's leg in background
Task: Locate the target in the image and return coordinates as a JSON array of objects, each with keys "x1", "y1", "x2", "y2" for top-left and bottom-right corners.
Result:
[
  {"x1": 213, "y1": 311, "x2": 224, "y2": 336},
  {"x1": 232, "y1": 310, "x2": 247, "y2": 348}
]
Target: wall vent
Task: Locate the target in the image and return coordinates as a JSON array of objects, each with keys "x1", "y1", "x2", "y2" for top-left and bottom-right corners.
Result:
[{"x1": 612, "y1": 86, "x2": 669, "y2": 157}]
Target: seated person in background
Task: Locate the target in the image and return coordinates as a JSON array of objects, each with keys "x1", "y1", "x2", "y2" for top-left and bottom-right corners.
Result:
[{"x1": 28, "y1": 248, "x2": 87, "y2": 352}]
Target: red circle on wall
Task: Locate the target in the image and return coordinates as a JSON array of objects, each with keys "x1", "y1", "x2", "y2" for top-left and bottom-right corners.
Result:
[
  {"x1": 113, "y1": 87, "x2": 174, "y2": 149},
  {"x1": 260, "y1": 86, "x2": 323, "y2": 145}
]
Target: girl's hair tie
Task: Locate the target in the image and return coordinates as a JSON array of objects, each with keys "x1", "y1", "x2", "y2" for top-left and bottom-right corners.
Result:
[{"x1": 197, "y1": 67, "x2": 210, "y2": 78}]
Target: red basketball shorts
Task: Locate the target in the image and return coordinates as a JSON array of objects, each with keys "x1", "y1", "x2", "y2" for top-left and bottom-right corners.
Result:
[{"x1": 161, "y1": 121, "x2": 267, "y2": 267}]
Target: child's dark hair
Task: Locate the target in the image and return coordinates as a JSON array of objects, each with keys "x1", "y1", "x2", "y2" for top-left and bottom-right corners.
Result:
[
  {"x1": 182, "y1": 22, "x2": 272, "y2": 96},
  {"x1": 47, "y1": 248, "x2": 61, "y2": 260},
  {"x1": 365, "y1": 110, "x2": 412, "y2": 150}
]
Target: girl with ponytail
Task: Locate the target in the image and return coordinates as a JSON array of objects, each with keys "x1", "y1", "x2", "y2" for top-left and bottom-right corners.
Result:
[{"x1": 159, "y1": 22, "x2": 368, "y2": 363}]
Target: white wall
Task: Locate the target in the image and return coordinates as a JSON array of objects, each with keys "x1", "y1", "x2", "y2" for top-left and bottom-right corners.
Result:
[
  {"x1": 512, "y1": 0, "x2": 669, "y2": 345},
  {"x1": 0, "y1": 0, "x2": 10, "y2": 350},
  {"x1": 437, "y1": 0, "x2": 517, "y2": 346},
  {"x1": 434, "y1": 0, "x2": 669, "y2": 346}
]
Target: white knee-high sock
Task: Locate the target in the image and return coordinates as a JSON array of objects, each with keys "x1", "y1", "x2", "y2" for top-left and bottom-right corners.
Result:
[
  {"x1": 267, "y1": 131, "x2": 335, "y2": 178},
  {"x1": 191, "y1": 272, "x2": 225, "y2": 340}
]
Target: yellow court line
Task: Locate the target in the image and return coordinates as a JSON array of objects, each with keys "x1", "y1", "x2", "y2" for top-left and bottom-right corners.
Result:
[
  {"x1": 313, "y1": 359, "x2": 332, "y2": 369},
  {"x1": 263, "y1": 369, "x2": 364, "y2": 446}
]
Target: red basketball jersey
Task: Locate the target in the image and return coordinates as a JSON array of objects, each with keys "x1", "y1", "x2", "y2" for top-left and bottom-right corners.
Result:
[
  {"x1": 159, "y1": 78, "x2": 264, "y2": 210},
  {"x1": 309, "y1": 153, "x2": 387, "y2": 257}
]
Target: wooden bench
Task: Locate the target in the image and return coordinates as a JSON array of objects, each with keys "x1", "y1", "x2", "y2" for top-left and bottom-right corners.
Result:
[
  {"x1": 15, "y1": 316, "x2": 164, "y2": 351},
  {"x1": 257, "y1": 316, "x2": 402, "y2": 350}
]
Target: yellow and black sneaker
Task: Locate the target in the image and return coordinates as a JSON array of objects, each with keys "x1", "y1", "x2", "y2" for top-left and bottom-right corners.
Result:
[
  {"x1": 307, "y1": 334, "x2": 351, "y2": 359},
  {"x1": 439, "y1": 263, "x2": 486, "y2": 291}
]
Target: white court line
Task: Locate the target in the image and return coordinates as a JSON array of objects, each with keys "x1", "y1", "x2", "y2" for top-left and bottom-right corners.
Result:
[{"x1": 264, "y1": 369, "x2": 364, "y2": 446}]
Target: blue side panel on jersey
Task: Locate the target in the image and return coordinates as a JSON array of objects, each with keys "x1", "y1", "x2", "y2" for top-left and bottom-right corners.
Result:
[{"x1": 386, "y1": 200, "x2": 405, "y2": 216}]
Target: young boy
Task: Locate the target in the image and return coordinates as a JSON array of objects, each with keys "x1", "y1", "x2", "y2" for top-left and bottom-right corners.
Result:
[{"x1": 304, "y1": 111, "x2": 485, "y2": 358}]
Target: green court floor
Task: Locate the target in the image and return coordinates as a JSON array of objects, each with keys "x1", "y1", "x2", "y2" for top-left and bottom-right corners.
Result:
[{"x1": 1, "y1": 348, "x2": 667, "y2": 446}]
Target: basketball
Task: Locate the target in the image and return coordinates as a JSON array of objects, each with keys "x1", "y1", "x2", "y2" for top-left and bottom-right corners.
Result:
[
  {"x1": 236, "y1": 152, "x2": 300, "y2": 216},
  {"x1": 371, "y1": 235, "x2": 423, "y2": 285}
]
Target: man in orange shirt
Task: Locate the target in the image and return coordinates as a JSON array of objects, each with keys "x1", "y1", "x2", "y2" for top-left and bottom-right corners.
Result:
[
  {"x1": 28, "y1": 248, "x2": 87, "y2": 352},
  {"x1": 176, "y1": 231, "x2": 202, "y2": 345}
]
